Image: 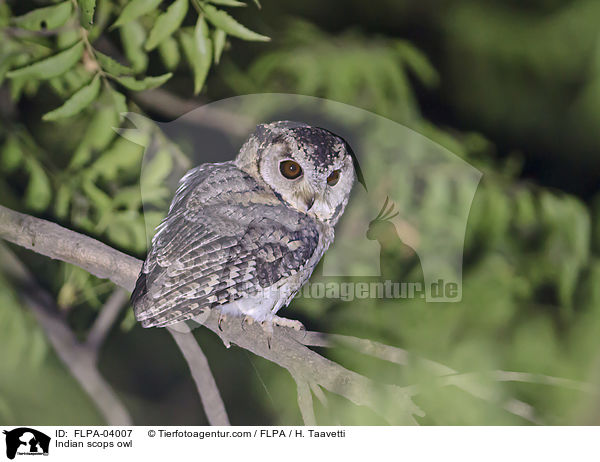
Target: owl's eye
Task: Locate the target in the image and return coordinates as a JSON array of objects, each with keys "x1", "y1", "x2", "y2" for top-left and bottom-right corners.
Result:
[
  {"x1": 279, "y1": 160, "x2": 303, "y2": 179},
  {"x1": 327, "y1": 170, "x2": 340, "y2": 186}
]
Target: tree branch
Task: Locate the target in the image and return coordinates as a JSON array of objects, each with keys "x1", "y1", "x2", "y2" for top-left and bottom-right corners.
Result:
[
  {"x1": 0, "y1": 205, "x2": 140, "y2": 292},
  {"x1": 0, "y1": 204, "x2": 424, "y2": 425}
]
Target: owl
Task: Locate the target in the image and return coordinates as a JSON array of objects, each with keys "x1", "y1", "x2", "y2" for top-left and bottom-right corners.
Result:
[{"x1": 131, "y1": 121, "x2": 355, "y2": 335}]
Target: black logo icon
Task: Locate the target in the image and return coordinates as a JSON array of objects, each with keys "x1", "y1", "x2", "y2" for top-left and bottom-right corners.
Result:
[{"x1": 3, "y1": 428, "x2": 50, "y2": 460}]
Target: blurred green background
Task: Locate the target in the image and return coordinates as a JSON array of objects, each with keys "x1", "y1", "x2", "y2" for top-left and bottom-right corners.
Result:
[{"x1": 1, "y1": 0, "x2": 599, "y2": 425}]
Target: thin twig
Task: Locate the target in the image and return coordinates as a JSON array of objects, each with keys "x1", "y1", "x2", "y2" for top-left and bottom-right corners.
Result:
[
  {"x1": 86, "y1": 288, "x2": 128, "y2": 356},
  {"x1": 168, "y1": 327, "x2": 230, "y2": 425},
  {"x1": 491, "y1": 371, "x2": 595, "y2": 393},
  {"x1": 299, "y1": 332, "x2": 542, "y2": 423},
  {"x1": 302, "y1": 331, "x2": 410, "y2": 364},
  {"x1": 132, "y1": 89, "x2": 253, "y2": 136},
  {"x1": 0, "y1": 243, "x2": 132, "y2": 425},
  {"x1": 294, "y1": 377, "x2": 316, "y2": 425},
  {"x1": 310, "y1": 382, "x2": 328, "y2": 408}
]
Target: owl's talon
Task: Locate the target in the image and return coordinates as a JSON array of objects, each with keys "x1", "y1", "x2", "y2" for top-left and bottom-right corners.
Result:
[
  {"x1": 241, "y1": 315, "x2": 255, "y2": 331},
  {"x1": 260, "y1": 320, "x2": 274, "y2": 349},
  {"x1": 218, "y1": 314, "x2": 227, "y2": 331},
  {"x1": 271, "y1": 315, "x2": 304, "y2": 331},
  {"x1": 297, "y1": 323, "x2": 307, "y2": 339}
]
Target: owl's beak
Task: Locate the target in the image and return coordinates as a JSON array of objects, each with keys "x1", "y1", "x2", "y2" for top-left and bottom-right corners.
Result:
[
  {"x1": 304, "y1": 196, "x2": 315, "y2": 211},
  {"x1": 297, "y1": 184, "x2": 318, "y2": 213}
]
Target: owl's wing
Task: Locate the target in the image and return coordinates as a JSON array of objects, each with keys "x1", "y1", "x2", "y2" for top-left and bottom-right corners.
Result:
[{"x1": 131, "y1": 162, "x2": 321, "y2": 328}]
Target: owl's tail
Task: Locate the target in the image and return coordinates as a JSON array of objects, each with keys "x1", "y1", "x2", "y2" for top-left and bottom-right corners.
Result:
[{"x1": 130, "y1": 272, "x2": 148, "y2": 317}]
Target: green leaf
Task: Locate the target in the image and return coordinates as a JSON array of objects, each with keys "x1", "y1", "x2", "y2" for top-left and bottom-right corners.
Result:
[
  {"x1": 141, "y1": 149, "x2": 173, "y2": 187},
  {"x1": 82, "y1": 178, "x2": 111, "y2": 211},
  {"x1": 120, "y1": 309, "x2": 137, "y2": 331},
  {"x1": 113, "y1": 185, "x2": 143, "y2": 210},
  {"x1": 106, "y1": 219, "x2": 134, "y2": 249},
  {"x1": 213, "y1": 29, "x2": 226, "y2": 64},
  {"x1": 54, "y1": 183, "x2": 72, "y2": 219},
  {"x1": 49, "y1": 66, "x2": 91, "y2": 97},
  {"x1": 78, "y1": 0, "x2": 96, "y2": 27},
  {"x1": 24, "y1": 158, "x2": 52, "y2": 212},
  {"x1": 396, "y1": 40, "x2": 439, "y2": 88},
  {"x1": 12, "y1": 1, "x2": 72, "y2": 31},
  {"x1": 207, "y1": 0, "x2": 247, "y2": 6},
  {"x1": 10, "y1": 77, "x2": 26, "y2": 101},
  {"x1": 113, "y1": 73, "x2": 173, "y2": 91},
  {"x1": 24, "y1": 79, "x2": 41, "y2": 98},
  {"x1": 110, "y1": 89, "x2": 129, "y2": 117},
  {"x1": 0, "y1": 2, "x2": 11, "y2": 27},
  {"x1": 136, "y1": 185, "x2": 169, "y2": 206},
  {"x1": 70, "y1": 98, "x2": 120, "y2": 169},
  {"x1": 113, "y1": 113, "x2": 153, "y2": 147},
  {"x1": 106, "y1": 212, "x2": 147, "y2": 252},
  {"x1": 195, "y1": 15, "x2": 209, "y2": 54},
  {"x1": 95, "y1": 50, "x2": 133, "y2": 76},
  {"x1": 158, "y1": 36, "x2": 181, "y2": 70},
  {"x1": 7, "y1": 41, "x2": 84, "y2": 80},
  {"x1": 180, "y1": 26, "x2": 212, "y2": 94},
  {"x1": 57, "y1": 27, "x2": 81, "y2": 49},
  {"x1": 202, "y1": 4, "x2": 269, "y2": 41},
  {"x1": 88, "y1": 137, "x2": 143, "y2": 181},
  {"x1": 112, "y1": 0, "x2": 163, "y2": 29},
  {"x1": 42, "y1": 74, "x2": 101, "y2": 121},
  {"x1": 120, "y1": 21, "x2": 148, "y2": 73},
  {"x1": 0, "y1": 54, "x2": 16, "y2": 86},
  {"x1": 1, "y1": 136, "x2": 23, "y2": 172},
  {"x1": 145, "y1": 0, "x2": 188, "y2": 51}
]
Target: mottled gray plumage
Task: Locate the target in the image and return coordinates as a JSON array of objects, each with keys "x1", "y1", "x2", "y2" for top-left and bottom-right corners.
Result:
[{"x1": 132, "y1": 121, "x2": 355, "y2": 329}]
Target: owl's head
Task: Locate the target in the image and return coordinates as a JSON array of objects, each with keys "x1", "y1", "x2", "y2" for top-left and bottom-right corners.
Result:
[{"x1": 236, "y1": 121, "x2": 356, "y2": 225}]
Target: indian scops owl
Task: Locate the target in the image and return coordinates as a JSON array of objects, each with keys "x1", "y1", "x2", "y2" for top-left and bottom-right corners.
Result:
[{"x1": 131, "y1": 121, "x2": 355, "y2": 333}]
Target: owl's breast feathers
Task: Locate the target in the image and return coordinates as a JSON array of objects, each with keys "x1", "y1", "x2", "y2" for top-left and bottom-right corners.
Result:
[{"x1": 131, "y1": 162, "x2": 332, "y2": 328}]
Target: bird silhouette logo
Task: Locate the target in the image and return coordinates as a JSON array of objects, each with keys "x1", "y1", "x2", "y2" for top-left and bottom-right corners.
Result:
[{"x1": 366, "y1": 197, "x2": 424, "y2": 283}]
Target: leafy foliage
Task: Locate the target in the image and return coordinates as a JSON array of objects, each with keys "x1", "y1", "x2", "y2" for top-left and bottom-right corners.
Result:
[
  {"x1": 0, "y1": 0, "x2": 268, "y2": 319},
  {"x1": 222, "y1": 20, "x2": 437, "y2": 123}
]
